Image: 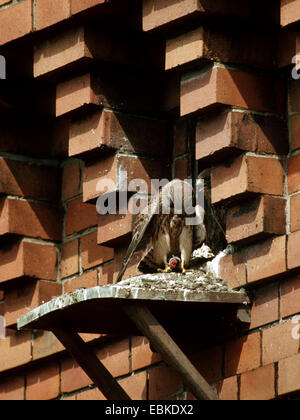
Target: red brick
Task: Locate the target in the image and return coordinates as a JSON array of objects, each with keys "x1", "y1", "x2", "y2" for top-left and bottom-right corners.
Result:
[
  {"x1": 290, "y1": 193, "x2": 300, "y2": 232},
  {"x1": 281, "y1": 0, "x2": 300, "y2": 26},
  {"x1": 196, "y1": 112, "x2": 288, "y2": 163},
  {"x1": 26, "y1": 363, "x2": 60, "y2": 400},
  {"x1": 61, "y1": 357, "x2": 92, "y2": 393},
  {"x1": 0, "y1": 0, "x2": 32, "y2": 46},
  {"x1": 247, "y1": 236, "x2": 286, "y2": 284},
  {"x1": 262, "y1": 321, "x2": 299, "y2": 365},
  {"x1": 240, "y1": 364, "x2": 275, "y2": 400},
  {"x1": 65, "y1": 197, "x2": 98, "y2": 236},
  {"x1": 288, "y1": 154, "x2": 300, "y2": 194},
  {"x1": 76, "y1": 387, "x2": 106, "y2": 400},
  {"x1": 143, "y1": 0, "x2": 276, "y2": 31},
  {"x1": 181, "y1": 66, "x2": 284, "y2": 117},
  {"x1": 69, "y1": 110, "x2": 169, "y2": 159},
  {"x1": 35, "y1": 0, "x2": 70, "y2": 30},
  {"x1": 166, "y1": 27, "x2": 274, "y2": 70},
  {"x1": 291, "y1": 114, "x2": 300, "y2": 152},
  {"x1": 250, "y1": 283, "x2": 279, "y2": 329},
  {"x1": 173, "y1": 119, "x2": 189, "y2": 157},
  {"x1": 64, "y1": 269, "x2": 98, "y2": 293},
  {"x1": 62, "y1": 162, "x2": 81, "y2": 201},
  {"x1": 287, "y1": 230, "x2": 300, "y2": 270},
  {"x1": 83, "y1": 154, "x2": 169, "y2": 202},
  {"x1": 99, "y1": 261, "x2": 114, "y2": 285},
  {"x1": 81, "y1": 231, "x2": 114, "y2": 270},
  {"x1": 0, "y1": 281, "x2": 61, "y2": 327},
  {"x1": 34, "y1": 26, "x2": 91, "y2": 78},
  {"x1": 278, "y1": 353, "x2": 300, "y2": 396},
  {"x1": 0, "y1": 158, "x2": 59, "y2": 201},
  {"x1": 56, "y1": 73, "x2": 99, "y2": 117},
  {"x1": 148, "y1": 365, "x2": 181, "y2": 400},
  {"x1": 211, "y1": 155, "x2": 284, "y2": 204},
  {"x1": 0, "y1": 241, "x2": 57, "y2": 285},
  {"x1": 226, "y1": 196, "x2": 286, "y2": 245},
  {"x1": 32, "y1": 331, "x2": 65, "y2": 361},
  {"x1": 60, "y1": 240, "x2": 79, "y2": 279},
  {"x1": 131, "y1": 337, "x2": 162, "y2": 371},
  {"x1": 0, "y1": 198, "x2": 62, "y2": 241},
  {"x1": 218, "y1": 376, "x2": 238, "y2": 401},
  {"x1": 98, "y1": 212, "x2": 132, "y2": 247},
  {"x1": 0, "y1": 375, "x2": 24, "y2": 400},
  {"x1": 281, "y1": 276, "x2": 300, "y2": 318},
  {"x1": 219, "y1": 249, "x2": 247, "y2": 289},
  {"x1": 96, "y1": 339, "x2": 130, "y2": 378},
  {"x1": 0, "y1": 331, "x2": 31, "y2": 373},
  {"x1": 224, "y1": 333, "x2": 261, "y2": 376},
  {"x1": 119, "y1": 372, "x2": 147, "y2": 400}
]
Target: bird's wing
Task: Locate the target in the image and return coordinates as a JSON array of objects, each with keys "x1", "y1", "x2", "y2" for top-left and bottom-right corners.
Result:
[{"x1": 116, "y1": 195, "x2": 159, "y2": 283}]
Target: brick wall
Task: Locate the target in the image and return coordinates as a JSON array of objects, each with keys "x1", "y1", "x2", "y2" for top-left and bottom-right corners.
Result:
[{"x1": 0, "y1": 0, "x2": 300, "y2": 400}]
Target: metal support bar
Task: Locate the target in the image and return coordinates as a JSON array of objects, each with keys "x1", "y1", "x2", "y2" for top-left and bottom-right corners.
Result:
[
  {"x1": 123, "y1": 302, "x2": 219, "y2": 401},
  {"x1": 52, "y1": 327, "x2": 131, "y2": 401}
]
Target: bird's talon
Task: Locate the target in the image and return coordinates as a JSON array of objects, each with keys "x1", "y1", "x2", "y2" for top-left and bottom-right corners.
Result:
[{"x1": 157, "y1": 267, "x2": 172, "y2": 273}]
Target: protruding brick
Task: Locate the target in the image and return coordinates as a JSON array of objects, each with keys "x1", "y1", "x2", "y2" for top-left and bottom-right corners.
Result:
[
  {"x1": 98, "y1": 212, "x2": 133, "y2": 247},
  {"x1": 65, "y1": 197, "x2": 98, "y2": 236},
  {"x1": 287, "y1": 230, "x2": 300, "y2": 270},
  {"x1": 0, "y1": 0, "x2": 32, "y2": 46},
  {"x1": 226, "y1": 196, "x2": 286, "y2": 245},
  {"x1": 281, "y1": 0, "x2": 300, "y2": 27},
  {"x1": 81, "y1": 231, "x2": 114, "y2": 270},
  {"x1": 0, "y1": 241, "x2": 57, "y2": 286},
  {"x1": 288, "y1": 154, "x2": 300, "y2": 194},
  {"x1": 166, "y1": 27, "x2": 274, "y2": 70},
  {"x1": 32, "y1": 331, "x2": 65, "y2": 361},
  {"x1": 0, "y1": 198, "x2": 62, "y2": 241},
  {"x1": 71, "y1": 0, "x2": 107, "y2": 15},
  {"x1": 211, "y1": 155, "x2": 284, "y2": 205},
  {"x1": 262, "y1": 321, "x2": 299, "y2": 365},
  {"x1": 278, "y1": 353, "x2": 300, "y2": 396},
  {"x1": 0, "y1": 281, "x2": 61, "y2": 327},
  {"x1": 247, "y1": 236, "x2": 286, "y2": 284},
  {"x1": 0, "y1": 158, "x2": 59, "y2": 201},
  {"x1": 143, "y1": 0, "x2": 277, "y2": 32},
  {"x1": 83, "y1": 154, "x2": 169, "y2": 202},
  {"x1": 290, "y1": 193, "x2": 300, "y2": 232},
  {"x1": 224, "y1": 333, "x2": 261, "y2": 377},
  {"x1": 196, "y1": 112, "x2": 288, "y2": 163},
  {"x1": 56, "y1": 73, "x2": 99, "y2": 117},
  {"x1": 240, "y1": 364, "x2": 275, "y2": 400},
  {"x1": 60, "y1": 240, "x2": 79, "y2": 279},
  {"x1": 181, "y1": 66, "x2": 284, "y2": 117},
  {"x1": 69, "y1": 110, "x2": 170, "y2": 159},
  {"x1": 281, "y1": 276, "x2": 300, "y2": 318},
  {"x1": 35, "y1": 0, "x2": 70, "y2": 31}
]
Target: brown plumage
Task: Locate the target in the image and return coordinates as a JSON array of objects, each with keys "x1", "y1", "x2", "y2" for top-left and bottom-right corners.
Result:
[{"x1": 116, "y1": 179, "x2": 206, "y2": 282}]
